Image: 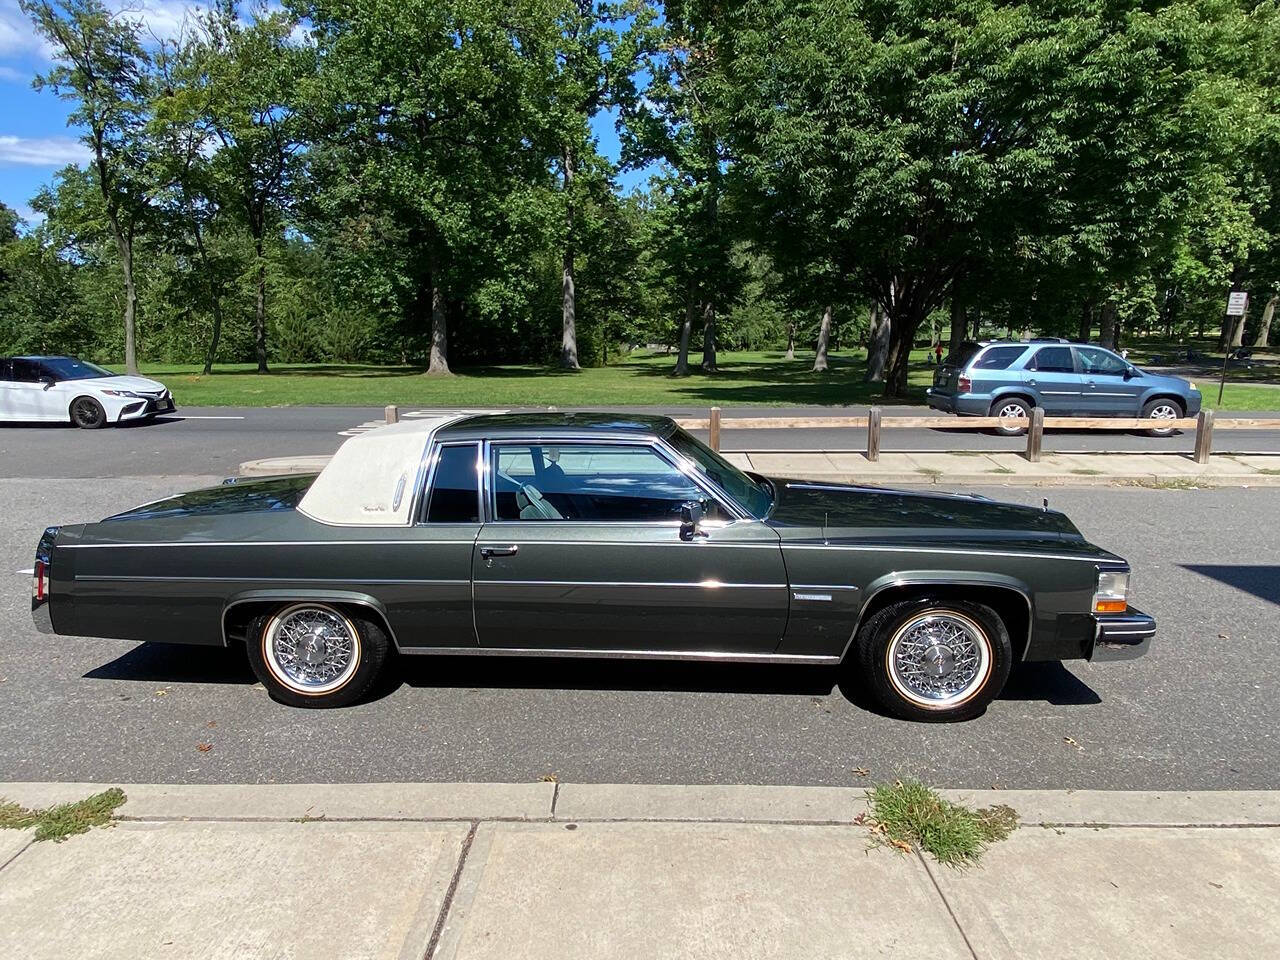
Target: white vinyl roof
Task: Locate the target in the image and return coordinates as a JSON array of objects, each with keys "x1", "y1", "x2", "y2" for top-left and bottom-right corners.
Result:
[{"x1": 297, "y1": 415, "x2": 464, "y2": 526}]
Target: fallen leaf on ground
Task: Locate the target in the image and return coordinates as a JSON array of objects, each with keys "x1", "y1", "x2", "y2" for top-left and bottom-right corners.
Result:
[
  {"x1": 1063, "y1": 736, "x2": 1083, "y2": 751},
  {"x1": 538, "y1": 774, "x2": 558, "y2": 783},
  {"x1": 196, "y1": 742, "x2": 212, "y2": 753},
  {"x1": 852, "y1": 767, "x2": 870, "y2": 777}
]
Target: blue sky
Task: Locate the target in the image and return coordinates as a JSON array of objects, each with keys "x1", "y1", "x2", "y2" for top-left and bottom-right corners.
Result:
[{"x1": 0, "y1": 1, "x2": 645, "y2": 226}]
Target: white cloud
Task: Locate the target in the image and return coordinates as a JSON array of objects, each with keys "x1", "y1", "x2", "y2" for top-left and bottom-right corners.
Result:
[
  {"x1": 0, "y1": 134, "x2": 89, "y2": 166},
  {"x1": 0, "y1": 1, "x2": 208, "y2": 64},
  {"x1": 0, "y1": 63, "x2": 26, "y2": 82}
]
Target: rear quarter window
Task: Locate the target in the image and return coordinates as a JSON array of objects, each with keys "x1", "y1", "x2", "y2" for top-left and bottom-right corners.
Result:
[{"x1": 970, "y1": 346, "x2": 1028, "y2": 371}]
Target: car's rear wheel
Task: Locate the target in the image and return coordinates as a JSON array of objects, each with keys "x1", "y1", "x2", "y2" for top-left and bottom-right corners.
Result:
[
  {"x1": 69, "y1": 397, "x2": 107, "y2": 429},
  {"x1": 990, "y1": 397, "x2": 1031, "y2": 436},
  {"x1": 853, "y1": 598, "x2": 1013, "y2": 722},
  {"x1": 246, "y1": 603, "x2": 389, "y2": 708},
  {"x1": 1141, "y1": 398, "x2": 1183, "y2": 437}
]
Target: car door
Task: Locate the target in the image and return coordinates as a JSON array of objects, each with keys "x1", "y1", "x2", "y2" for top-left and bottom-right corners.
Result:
[
  {"x1": 1076, "y1": 346, "x2": 1144, "y2": 415},
  {"x1": 472, "y1": 439, "x2": 790, "y2": 654},
  {"x1": 1023, "y1": 345, "x2": 1084, "y2": 414},
  {"x1": 5, "y1": 359, "x2": 59, "y2": 421}
]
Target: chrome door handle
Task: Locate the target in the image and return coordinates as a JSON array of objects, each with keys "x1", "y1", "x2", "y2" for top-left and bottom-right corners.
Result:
[{"x1": 480, "y1": 545, "x2": 519, "y2": 558}]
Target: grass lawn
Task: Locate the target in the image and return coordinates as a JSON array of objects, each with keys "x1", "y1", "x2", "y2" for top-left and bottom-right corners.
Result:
[
  {"x1": 113, "y1": 346, "x2": 1280, "y2": 410},
  {"x1": 118, "y1": 349, "x2": 937, "y2": 408}
]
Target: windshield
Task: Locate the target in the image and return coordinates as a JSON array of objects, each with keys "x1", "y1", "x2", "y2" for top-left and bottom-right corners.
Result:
[
  {"x1": 41, "y1": 357, "x2": 114, "y2": 381},
  {"x1": 665, "y1": 427, "x2": 774, "y2": 519}
]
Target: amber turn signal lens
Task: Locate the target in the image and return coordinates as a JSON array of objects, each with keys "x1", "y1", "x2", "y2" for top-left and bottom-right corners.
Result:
[{"x1": 1094, "y1": 599, "x2": 1127, "y2": 614}]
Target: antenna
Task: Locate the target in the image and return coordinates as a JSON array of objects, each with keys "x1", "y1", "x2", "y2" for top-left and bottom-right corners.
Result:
[
  {"x1": 823, "y1": 511, "x2": 829, "y2": 545},
  {"x1": 1042, "y1": 497, "x2": 1049, "y2": 512}
]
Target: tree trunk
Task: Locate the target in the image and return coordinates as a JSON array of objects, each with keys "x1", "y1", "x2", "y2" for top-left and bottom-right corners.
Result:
[
  {"x1": 701, "y1": 299, "x2": 717, "y2": 371},
  {"x1": 253, "y1": 234, "x2": 269, "y2": 374},
  {"x1": 1253, "y1": 294, "x2": 1277, "y2": 347},
  {"x1": 427, "y1": 279, "x2": 450, "y2": 374},
  {"x1": 203, "y1": 299, "x2": 224, "y2": 376},
  {"x1": 559, "y1": 144, "x2": 580, "y2": 370},
  {"x1": 1220, "y1": 265, "x2": 1248, "y2": 350},
  {"x1": 107, "y1": 214, "x2": 139, "y2": 375},
  {"x1": 865, "y1": 305, "x2": 889, "y2": 383},
  {"x1": 193, "y1": 225, "x2": 222, "y2": 376},
  {"x1": 948, "y1": 296, "x2": 966, "y2": 356},
  {"x1": 882, "y1": 304, "x2": 923, "y2": 398},
  {"x1": 673, "y1": 283, "x2": 695, "y2": 376},
  {"x1": 813, "y1": 304, "x2": 833, "y2": 372},
  {"x1": 784, "y1": 323, "x2": 795, "y2": 360},
  {"x1": 1078, "y1": 300, "x2": 1093, "y2": 344},
  {"x1": 1099, "y1": 301, "x2": 1118, "y2": 350}
]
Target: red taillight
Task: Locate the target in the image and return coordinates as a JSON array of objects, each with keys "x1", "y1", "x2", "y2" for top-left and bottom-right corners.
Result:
[
  {"x1": 33, "y1": 559, "x2": 45, "y2": 602},
  {"x1": 957, "y1": 375, "x2": 972, "y2": 393}
]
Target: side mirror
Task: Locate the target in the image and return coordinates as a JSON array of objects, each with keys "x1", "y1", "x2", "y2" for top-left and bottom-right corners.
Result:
[
  {"x1": 680, "y1": 500, "x2": 707, "y2": 541},
  {"x1": 1124, "y1": 366, "x2": 1138, "y2": 380},
  {"x1": 39, "y1": 375, "x2": 56, "y2": 390}
]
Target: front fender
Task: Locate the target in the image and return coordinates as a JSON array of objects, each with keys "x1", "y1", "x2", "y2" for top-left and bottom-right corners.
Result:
[{"x1": 843, "y1": 570, "x2": 1036, "y2": 660}]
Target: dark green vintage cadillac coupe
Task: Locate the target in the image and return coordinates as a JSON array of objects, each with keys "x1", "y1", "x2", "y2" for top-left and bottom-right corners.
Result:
[{"x1": 32, "y1": 412, "x2": 1153, "y2": 721}]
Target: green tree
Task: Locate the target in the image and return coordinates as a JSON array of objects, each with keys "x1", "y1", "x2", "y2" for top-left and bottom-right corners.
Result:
[
  {"x1": 24, "y1": 0, "x2": 154, "y2": 373},
  {"x1": 713, "y1": 0, "x2": 1257, "y2": 395}
]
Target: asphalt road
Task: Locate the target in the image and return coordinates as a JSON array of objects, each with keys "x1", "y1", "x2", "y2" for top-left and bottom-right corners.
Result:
[
  {"x1": 3, "y1": 404, "x2": 1280, "y2": 478},
  {"x1": 1, "y1": 473, "x2": 1276, "y2": 789}
]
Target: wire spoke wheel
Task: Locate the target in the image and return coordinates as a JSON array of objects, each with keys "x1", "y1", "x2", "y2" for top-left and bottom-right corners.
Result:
[
  {"x1": 886, "y1": 611, "x2": 992, "y2": 709},
  {"x1": 263, "y1": 605, "x2": 361, "y2": 695}
]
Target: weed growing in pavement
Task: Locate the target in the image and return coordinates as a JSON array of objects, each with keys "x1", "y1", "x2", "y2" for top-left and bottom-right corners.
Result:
[
  {"x1": 0, "y1": 788, "x2": 126, "y2": 842},
  {"x1": 1070, "y1": 468, "x2": 1104, "y2": 476},
  {"x1": 863, "y1": 780, "x2": 1018, "y2": 867},
  {"x1": 986, "y1": 467, "x2": 1015, "y2": 475}
]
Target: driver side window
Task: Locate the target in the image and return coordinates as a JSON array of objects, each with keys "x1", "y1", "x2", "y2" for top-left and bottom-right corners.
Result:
[
  {"x1": 491, "y1": 443, "x2": 721, "y2": 522},
  {"x1": 1077, "y1": 347, "x2": 1129, "y2": 376}
]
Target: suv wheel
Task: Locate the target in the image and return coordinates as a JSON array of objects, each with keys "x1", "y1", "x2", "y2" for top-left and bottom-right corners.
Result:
[
  {"x1": 990, "y1": 398, "x2": 1031, "y2": 436},
  {"x1": 1141, "y1": 398, "x2": 1182, "y2": 436}
]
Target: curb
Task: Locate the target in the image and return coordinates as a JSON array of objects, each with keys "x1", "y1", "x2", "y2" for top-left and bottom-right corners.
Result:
[{"x1": 3, "y1": 783, "x2": 1278, "y2": 828}]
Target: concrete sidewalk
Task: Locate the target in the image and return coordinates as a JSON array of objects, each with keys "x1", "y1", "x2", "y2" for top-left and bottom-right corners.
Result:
[
  {"x1": 2, "y1": 783, "x2": 1278, "y2": 960},
  {"x1": 239, "y1": 448, "x2": 1280, "y2": 486}
]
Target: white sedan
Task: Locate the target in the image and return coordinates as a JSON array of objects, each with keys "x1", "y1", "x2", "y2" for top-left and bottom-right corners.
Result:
[{"x1": 0, "y1": 356, "x2": 175, "y2": 428}]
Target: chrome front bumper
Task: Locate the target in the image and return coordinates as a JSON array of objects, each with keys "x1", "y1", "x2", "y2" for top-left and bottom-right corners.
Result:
[{"x1": 1091, "y1": 607, "x2": 1155, "y2": 661}]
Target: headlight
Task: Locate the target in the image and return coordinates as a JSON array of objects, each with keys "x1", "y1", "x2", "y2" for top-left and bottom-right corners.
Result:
[
  {"x1": 1188, "y1": 382, "x2": 1198, "y2": 391},
  {"x1": 1094, "y1": 569, "x2": 1130, "y2": 614},
  {"x1": 101, "y1": 390, "x2": 142, "y2": 398}
]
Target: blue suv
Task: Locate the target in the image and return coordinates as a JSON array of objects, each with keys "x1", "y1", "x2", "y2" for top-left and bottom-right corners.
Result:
[{"x1": 926, "y1": 340, "x2": 1202, "y2": 436}]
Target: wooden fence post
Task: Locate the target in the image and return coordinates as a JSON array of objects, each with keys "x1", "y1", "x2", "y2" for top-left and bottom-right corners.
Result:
[
  {"x1": 867, "y1": 406, "x2": 882, "y2": 462},
  {"x1": 385, "y1": 404, "x2": 399, "y2": 424},
  {"x1": 1025, "y1": 407, "x2": 1045, "y2": 462},
  {"x1": 1193, "y1": 409, "x2": 1214, "y2": 464},
  {"x1": 709, "y1": 406, "x2": 721, "y2": 452}
]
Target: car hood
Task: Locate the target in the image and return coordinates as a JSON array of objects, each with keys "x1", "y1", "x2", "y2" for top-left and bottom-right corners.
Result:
[
  {"x1": 102, "y1": 474, "x2": 316, "y2": 522},
  {"x1": 84, "y1": 375, "x2": 169, "y2": 394},
  {"x1": 765, "y1": 478, "x2": 1102, "y2": 552}
]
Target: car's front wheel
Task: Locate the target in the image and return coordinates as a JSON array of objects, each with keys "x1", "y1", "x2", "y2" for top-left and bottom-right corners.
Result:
[
  {"x1": 853, "y1": 598, "x2": 1013, "y2": 722},
  {"x1": 1141, "y1": 398, "x2": 1183, "y2": 436},
  {"x1": 69, "y1": 397, "x2": 107, "y2": 429},
  {"x1": 246, "y1": 603, "x2": 389, "y2": 708}
]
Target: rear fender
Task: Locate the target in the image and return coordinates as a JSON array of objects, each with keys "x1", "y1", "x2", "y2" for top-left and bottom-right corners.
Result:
[{"x1": 222, "y1": 589, "x2": 398, "y2": 649}]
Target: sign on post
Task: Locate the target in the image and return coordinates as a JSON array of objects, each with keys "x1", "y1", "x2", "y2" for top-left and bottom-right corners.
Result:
[{"x1": 1219, "y1": 291, "x2": 1249, "y2": 403}]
